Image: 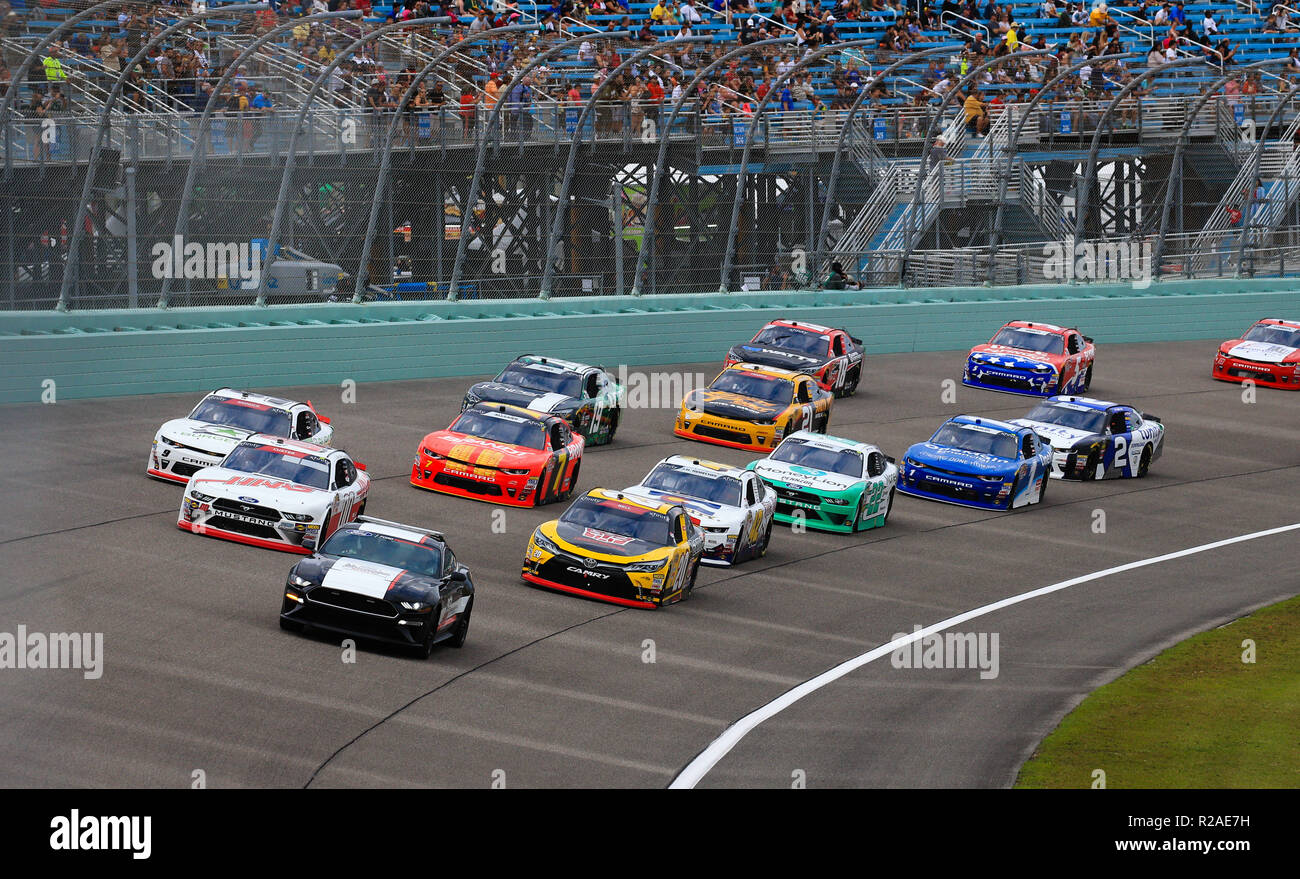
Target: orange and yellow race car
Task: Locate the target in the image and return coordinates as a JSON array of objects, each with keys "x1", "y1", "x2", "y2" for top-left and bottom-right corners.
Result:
[
  {"x1": 674, "y1": 363, "x2": 834, "y2": 452},
  {"x1": 411, "y1": 403, "x2": 584, "y2": 507}
]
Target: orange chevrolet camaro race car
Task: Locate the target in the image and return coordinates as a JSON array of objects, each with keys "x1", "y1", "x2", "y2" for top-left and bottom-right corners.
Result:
[{"x1": 411, "y1": 403, "x2": 584, "y2": 507}]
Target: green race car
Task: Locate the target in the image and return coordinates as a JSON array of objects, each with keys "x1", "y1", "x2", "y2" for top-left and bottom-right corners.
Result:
[{"x1": 747, "y1": 431, "x2": 899, "y2": 533}]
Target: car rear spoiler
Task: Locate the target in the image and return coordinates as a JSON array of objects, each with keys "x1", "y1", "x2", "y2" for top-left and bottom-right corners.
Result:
[
  {"x1": 1083, "y1": 336, "x2": 1094, "y2": 344},
  {"x1": 355, "y1": 515, "x2": 444, "y2": 541},
  {"x1": 851, "y1": 336, "x2": 864, "y2": 345},
  {"x1": 1144, "y1": 414, "x2": 1162, "y2": 424}
]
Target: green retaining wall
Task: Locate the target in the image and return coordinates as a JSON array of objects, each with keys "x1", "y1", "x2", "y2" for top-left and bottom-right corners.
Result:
[{"x1": 1, "y1": 278, "x2": 1297, "y2": 404}]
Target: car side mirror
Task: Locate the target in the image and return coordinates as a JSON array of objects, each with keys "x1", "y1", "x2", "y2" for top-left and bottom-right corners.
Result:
[{"x1": 447, "y1": 569, "x2": 467, "y2": 582}]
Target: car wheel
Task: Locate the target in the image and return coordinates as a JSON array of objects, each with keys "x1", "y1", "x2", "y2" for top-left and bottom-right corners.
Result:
[
  {"x1": 1137, "y1": 445, "x2": 1152, "y2": 478},
  {"x1": 279, "y1": 617, "x2": 304, "y2": 633},
  {"x1": 447, "y1": 597, "x2": 472, "y2": 649},
  {"x1": 683, "y1": 559, "x2": 699, "y2": 600},
  {"x1": 881, "y1": 485, "x2": 896, "y2": 525},
  {"x1": 1036, "y1": 470, "x2": 1048, "y2": 505},
  {"x1": 1083, "y1": 448, "x2": 1102, "y2": 481},
  {"x1": 1007, "y1": 471, "x2": 1024, "y2": 510},
  {"x1": 757, "y1": 520, "x2": 772, "y2": 558},
  {"x1": 356, "y1": 500, "x2": 367, "y2": 518},
  {"x1": 1082, "y1": 365, "x2": 1093, "y2": 391},
  {"x1": 564, "y1": 461, "x2": 581, "y2": 500},
  {"x1": 606, "y1": 407, "x2": 620, "y2": 444},
  {"x1": 415, "y1": 621, "x2": 438, "y2": 659},
  {"x1": 841, "y1": 367, "x2": 860, "y2": 398}
]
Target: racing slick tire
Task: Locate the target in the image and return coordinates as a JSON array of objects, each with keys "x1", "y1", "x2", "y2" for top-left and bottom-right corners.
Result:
[
  {"x1": 606, "y1": 408, "x2": 620, "y2": 444},
  {"x1": 1137, "y1": 445, "x2": 1152, "y2": 478},
  {"x1": 881, "y1": 485, "x2": 896, "y2": 525},
  {"x1": 447, "y1": 597, "x2": 472, "y2": 649},
  {"x1": 838, "y1": 366, "x2": 860, "y2": 399},
  {"x1": 757, "y1": 520, "x2": 772, "y2": 558},
  {"x1": 1082, "y1": 365, "x2": 1093, "y2": 392},
  {"x1": 1036, "y1": 470, "x2": 1048, "y2": 505},
  {"x1": 1082, "y1": 448, "x2": 1102, "y2": 481}
]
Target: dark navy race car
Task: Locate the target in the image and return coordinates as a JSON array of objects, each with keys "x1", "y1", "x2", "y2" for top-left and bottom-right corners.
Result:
[
  {"x1": 1012, "y1": 396, "x2": 1165, "y2": 480},
  {"x1": 897, "y1": 415, "x2": 1053, "y2": 510},
  {"x1": 723, "y1": 319, "x2": 864, "y2": 397},
  {"x1": 280, "y1": 516, "x2": 473, "y2": 658},
  {"x1": 462, "y1": 355, "x2": 623, "y2": 445}
]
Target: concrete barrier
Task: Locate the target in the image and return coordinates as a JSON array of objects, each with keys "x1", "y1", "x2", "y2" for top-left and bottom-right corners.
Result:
[{"x1": 2, "y1": 278, "x2": 1297, "y2": 403}]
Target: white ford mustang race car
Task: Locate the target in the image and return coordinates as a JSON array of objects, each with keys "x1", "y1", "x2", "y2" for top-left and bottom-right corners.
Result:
[
  {"x1": 178, "y1": 436, "x2": 369, "y2": 553},
  {"x1": 149, "y1": 388, "x2": 334, "y2": 484},
  {"x1": 623, "y1": 455, "x2": 776, "y2": 566}
]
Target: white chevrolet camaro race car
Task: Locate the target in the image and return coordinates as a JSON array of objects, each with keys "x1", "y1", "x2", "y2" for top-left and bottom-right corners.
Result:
[
  {"x1": 178, "y1": 436, "x2": 370, "y2": 553},
  {"x1": 148, "y1": 388, "x2": 334, "y2": 484},
  {"x1": 623, "y1": 455, "x2": 776, "y2": 566}
]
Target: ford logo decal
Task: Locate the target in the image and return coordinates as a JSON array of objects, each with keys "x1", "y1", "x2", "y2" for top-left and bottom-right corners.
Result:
[{"x1": 238, "y1": 496, "x2": 260, "y2": 503}]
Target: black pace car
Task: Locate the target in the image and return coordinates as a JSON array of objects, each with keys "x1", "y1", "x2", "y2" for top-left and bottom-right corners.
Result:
[{"x1": 280, "y1": 516, "x2": 473, "y2": 658}]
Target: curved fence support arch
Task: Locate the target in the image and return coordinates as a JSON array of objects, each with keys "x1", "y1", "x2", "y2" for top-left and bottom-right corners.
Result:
[
  {"x1": 630, "y1": 35, "x2": 796, "y2": 297},
  {"x1": 897, "y1": 47, "x2": 1054, "y2": 285},
  {"x1": 538, "y1": 35, "x2": 711, "y2": 300},
  {"x1": 717, "y1": 37, "x2": 876, "y2": 294},
  {"x1": 160, "y1": 9, "x2": 363, "y2": 308},
  {"x1": 353, "y1": 23, "x2": 535, "y2": 301},
  {"x1": 446, "y1": 31, "x2": 627, "y2": 301},
  {"x1": 58, "y1": 2, "x2": 268, "y2": 311},
  {"x1": 253, "y1": 16, "x2": 452, "y2": 305}
]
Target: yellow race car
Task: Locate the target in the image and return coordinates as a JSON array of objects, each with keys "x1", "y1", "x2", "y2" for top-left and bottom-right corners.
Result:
[
  {"x1": 522, "y1": 489, "x2": 705, "y2": 609},
  {"x1": 674, "y1": 363, "x2": 834, "y2": 452}
]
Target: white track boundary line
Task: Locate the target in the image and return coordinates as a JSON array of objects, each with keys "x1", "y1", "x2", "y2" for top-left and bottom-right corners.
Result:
[{"x1": 669, "y1": 522, "x2": 1300, "y2": 789}]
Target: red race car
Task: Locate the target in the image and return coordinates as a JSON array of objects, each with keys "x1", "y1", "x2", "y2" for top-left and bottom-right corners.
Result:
[
  {"x1": 724, "y1": 319, "x2": 865, "y2": 397},
  {"x1": 411, "y1": 403, "x2": 584, "y2": 507},
  {"x1": 963, "y1": 321, "x2": 1095, "y2": 397},
  {"x1": 1212, "y1": 318, "x2": 1300, "y2": 390}
]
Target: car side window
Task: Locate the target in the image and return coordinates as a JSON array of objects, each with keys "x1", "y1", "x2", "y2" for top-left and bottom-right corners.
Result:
[
  {"x1": 584, "y1": 372, "x2": 600, "y2": 399},
  {"x1": 335, "y1": 460, "x2": 353, "y2": 488},
  {"x1": 444, "y1": 550, "x2": 456, "y2": 577},
  {"x1": 296, "y1": 410, "x2": 317, "y2": 439},
  {"x1": 867, "y1": 451, "x2": 885, "y2": 478},
  {"x1": 1021, "y1": 435, "x2": 1035, "y2": 459},
  {"x1": 1109, "y1": 411, "x2": 1127, "y2": 434},
  {"x1": 550, "y1": 423, "x2": 565, "y2": 450},
  {"x1": 745, "y1": 478, "x2": 757, "y2": 505},
  {"x1": 795, "y1": 380, "x2": 811, "y2": 403},
  {"x1": 832, "y1": 335, "x2": 844, "y2": 356}
]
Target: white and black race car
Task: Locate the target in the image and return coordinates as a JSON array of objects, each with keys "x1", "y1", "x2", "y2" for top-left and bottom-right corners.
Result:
[
  {"x1": 178, "y1": 436, "x2": 369, "y2": 553},
  {"x1": 1011, "y1": 396, "x2": 1165, "y2": 480},
  {"x1": 623, "y1": 455, "x2": 777, "y2": 566},
  {"x1": 280, "y1": 516, "x2": 474, "y2": 658},
  {"x1": 723, "y1": 319, "x2": 865, "y2": 397},
  {"x1": 461, "y1": 355, "x2": 624, "y2": 445},
  {"x1": 149, "y1": 388, "x2": 334, "y2": 484}
]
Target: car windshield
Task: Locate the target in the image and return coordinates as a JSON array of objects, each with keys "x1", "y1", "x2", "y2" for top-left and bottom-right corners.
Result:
[
  {"x1": 449, "y1": 409, "x2": 546, "y2": 450},
  {"x1": 561, "y1": 496, "x2": 673, "y2": 546},
  {"x1": 189, "y1": 396, "x2": 292, "y2": 435},
  {"x1": 751, "y1": 325, "x2": 828, "y2": 356},
  {"x1": 495, "y1": 363, "x2": 582, "y2": 397},
  {"x1": 1023, "y1": 401, "x2": 1108, "y2": 433},
  {"x1": 770, "y1": 437, "x2": 864, "y2": 477},
  {"x1": 709, "y1": 370, "x2": 794, "y2": 404},
  {"x1": 320, "y1": 529, "x2": 443, "y2": 577},
  {"x1": 642, "y1": 464, "x2": 742, "y2": 506},
  {"x1": 1243, "y1": 324, "x2": 1300, "y2": 348},
  {"x1": 989, "y1": 327, "x2": 1065, "y2": 354},
  {"x1": 220, "y1": 443, "x2": 332, "y2": 489},
  {"x1": 930, "y1": 423, "x2": 1020, "y2": 459}
]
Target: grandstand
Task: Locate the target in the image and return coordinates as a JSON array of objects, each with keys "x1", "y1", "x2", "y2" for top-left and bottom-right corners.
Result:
[{"x1": 0, "y1": 0, "x2": 1298, "y2": 307}]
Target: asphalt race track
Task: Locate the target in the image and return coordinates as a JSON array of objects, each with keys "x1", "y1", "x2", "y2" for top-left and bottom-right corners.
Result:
[{"x1": 1, "y1": 340, "x2": 1296, "y2": 788}]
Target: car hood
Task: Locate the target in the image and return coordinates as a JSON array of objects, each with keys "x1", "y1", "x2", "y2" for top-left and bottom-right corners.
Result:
[
  {"x1": 687, "y1": 390, "x2": 787, "y2": 421},
  {"x1": 157, "y1": 418, "x2": 256, "y2": 455},
  {"x1": 188, "y1": 466, "x2": 331, "y2": 512},
  {"x1": 906, "y1": 442, "x2": 1019, "y2": 477},
  {"x1": 621, "y1": 486, "x2": 739, "y2": 527},
  {"x1": 752, "y1": 459, "x2": 860, "y2": 492},
  {"x1": 467, "y1": 382, "x2": 580, "y2": 414},
  {"x1": 728, "y1": 344, "x2": 827, "y2": 371},
  {"x1": 969, "y1": 345, "x2": 1063, "y2": 370},
  {"x1": 1223, "y1": 340, "x2": 1300, "y2": 364},
  {"x1": 421, "y1": 431, "x2": 545, "y2": 464},
  {"x1": 551, "y1": 519, "x2": 671, "y2": 560},
  {"x1": 296, "y1": 555, "x2": 440, "y2": 602},
  {"x1": 1009, "y1": 419, "x2": 1094, "y2": 447}
]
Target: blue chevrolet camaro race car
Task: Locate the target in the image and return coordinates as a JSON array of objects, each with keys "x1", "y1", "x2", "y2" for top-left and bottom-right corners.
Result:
[{"x1": 897, "y1": 416, "x2": 1053, "y2": 510}]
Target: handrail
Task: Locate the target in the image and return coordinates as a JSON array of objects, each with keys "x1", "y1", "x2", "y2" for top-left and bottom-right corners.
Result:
[{"x1": 939, "y1": 11, "x2": 989, "y2": 44}]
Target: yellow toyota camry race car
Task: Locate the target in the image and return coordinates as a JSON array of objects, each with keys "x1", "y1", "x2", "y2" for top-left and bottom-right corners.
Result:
[
  {"x1": 522, "y1": 489, "x2": 705, "y2": 609},
  {"x1": 674, "y1": 363, "x2": 834, "y2": 452}
]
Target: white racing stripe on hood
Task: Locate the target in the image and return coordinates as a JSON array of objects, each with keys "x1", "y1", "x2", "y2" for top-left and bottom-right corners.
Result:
[
  {"x1": 525, "y1": 392, "x2": 571, "y2": 413},
  {"x1": 321, "y1": 558, "x2": 406, "y2": 599},
  {"x1": 1227, "y1": 341, "x2": 1299, "y2": 364}
]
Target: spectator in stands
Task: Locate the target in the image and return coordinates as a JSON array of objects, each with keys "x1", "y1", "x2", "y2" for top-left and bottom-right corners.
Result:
[
  {"x1": 964, "y1": 87, "x2": 989, "y2": 136},
  {"x1": 1201, "y1": 11, "x2": 1217, "y2": 37},
  {"x1": 459, "y1": 86, "x2": 477, "y2": 137},
  {"x1": 824, "y1": 261, "x2": 859, "y2": 289},
  {"x1": 1168, "y1": 0, "x2": 1184, "y2": 26},
  {"x1": 42, "y1": 45, "x2": 66, "y2": 91}
]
